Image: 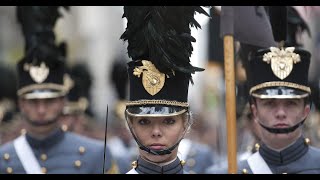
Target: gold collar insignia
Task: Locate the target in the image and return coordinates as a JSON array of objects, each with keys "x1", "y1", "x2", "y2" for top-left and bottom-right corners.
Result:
[
  {"x1": 263, "y1": 47, "x2": 300, "y2": 80},
  {"x1": 133, "y1": 60, "x2": 166, "y2": 96}
]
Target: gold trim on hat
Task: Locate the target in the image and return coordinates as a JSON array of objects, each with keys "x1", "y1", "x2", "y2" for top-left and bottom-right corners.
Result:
[
  {"x1": 63, "y1": 97, "x2": 88, "y2": 115},
  {"x1": 251, "y1": 93, "x2": 309, "y2": 99},
  {"x1": 249, "y1": 81, "x2": 311, "y2": 95},
  {"x1": 263, "y1": 47, "x2": 301, "y2": 80},
  {"x1": 17, "y1": 83, "x2": 68, "y2": 98},
  {"x1": 126, "y1": 99, "x2": 189, "y2": 107},
  {"x1": 133, "y1": 60, "x2": 166, "y2": 96}
]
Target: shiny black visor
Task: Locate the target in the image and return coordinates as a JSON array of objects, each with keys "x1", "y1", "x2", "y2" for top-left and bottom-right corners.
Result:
[
  {"x1": 251, "y1": 86, "x2": 309, "y2": 99},
  {"x1": 126, "y1": 105, "x2": 188, "y2": 117}
]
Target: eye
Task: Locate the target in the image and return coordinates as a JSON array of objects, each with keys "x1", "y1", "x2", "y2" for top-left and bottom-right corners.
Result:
[
  {"x1": 163, "y1": 118, "x2": 176, "y2": 125},
  {"x1": 262, "y1": 100, "x2": 274, "y2": 106},
  {"x1": 286, "y1": 100, "x2": 298, "y2": 106},
  {"x1": 138, "y1": 118, "x2": 150, "y2": 125}
]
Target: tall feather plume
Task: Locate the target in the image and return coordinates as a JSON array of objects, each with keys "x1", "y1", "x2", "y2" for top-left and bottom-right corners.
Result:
[
  {"x1": 121, "y1": 6, "x2": 210, "y2": 80},
  {"x1": 285, "y1": 6, "x2": 311, "y2": 47},
  {"x1": 268, "y1": 6, "x2": 287, "y2": 43},
  {"x1": 16, "y1": 6, "x2": 69, "y2": 67}
]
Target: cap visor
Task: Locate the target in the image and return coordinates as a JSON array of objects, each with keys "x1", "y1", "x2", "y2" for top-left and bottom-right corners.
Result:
[
  {"x1": 252, "y1": 87, "x2": 309, "y2": 99},
  {"x1": 126, "y1": 105, "x2": 187, "y2": 117}
]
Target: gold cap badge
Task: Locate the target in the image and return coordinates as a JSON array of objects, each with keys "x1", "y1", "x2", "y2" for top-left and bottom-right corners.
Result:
[
  {"x1": 24, "y1": 62, "x2": 50, "y2": 84},
  {"x1": 133, "y1": 60, "x2": 165, "y2": 96},
  {"x1": 263, "y1": 47, "x2": 300, "y2": 80}
]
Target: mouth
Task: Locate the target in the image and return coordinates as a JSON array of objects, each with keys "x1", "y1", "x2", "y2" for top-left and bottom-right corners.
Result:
[
  {"x1": 149, "y1": 144, "x2": 166, "y2": 150},
  {"x1": 274, "y1": 123, "x2": 289, "y2": 128}
]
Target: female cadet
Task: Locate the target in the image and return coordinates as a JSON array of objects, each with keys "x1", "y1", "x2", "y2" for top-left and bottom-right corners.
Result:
[{"x1": 120, "y1": 6, "x2": 210, "y2": 174}]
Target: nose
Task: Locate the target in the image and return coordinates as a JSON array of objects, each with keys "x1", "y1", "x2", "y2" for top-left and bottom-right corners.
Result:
[
  {"x1": 151, "y1": 124, "x2": 162, "y2": 138},
  {"x1": 275, "y1": 104, "x2": 287, "y2": 120},
  {"x1": 36, "y1": 101, "x2": 47, "y2": 114}
]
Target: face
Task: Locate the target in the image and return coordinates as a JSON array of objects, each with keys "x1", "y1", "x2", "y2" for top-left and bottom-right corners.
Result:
[
  {"x1": 19, "y1": 97, "x2": 65, "y2": 129},
  {"x1": 251, "y1": 98, "x2": 310, "y2": 149},
  {"x1": 129, "y1": 114, "x2": 187, "y2": 163}
]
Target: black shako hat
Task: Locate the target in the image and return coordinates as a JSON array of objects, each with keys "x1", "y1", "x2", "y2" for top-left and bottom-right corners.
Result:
[
  {"x1": 249, "y1": 6, "x2": 311, "y2": 99},
  {"x1": 121, "y1": 6, "x2": 210, "y2": 117},
  {"x1": 249, "y1": 47, "x2": 311, "y2": 99},
  {"x1": 16, "y1": 6, "x2": 69, "y2": 99},
  {"x1": 63, "y1": 63, "x2": 92, "y2": 116}
]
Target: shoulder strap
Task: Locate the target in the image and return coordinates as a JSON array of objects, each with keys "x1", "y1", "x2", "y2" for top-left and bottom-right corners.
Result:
[
  {"x1": 126, "y1": 168, "x2": 138, "y2": 174},
  {"x1": 13, "y1": 135, "x2": 43, "y2": 174},
  {"x1": 247, "y1": 151, "x2": 272, "y2": 174}
]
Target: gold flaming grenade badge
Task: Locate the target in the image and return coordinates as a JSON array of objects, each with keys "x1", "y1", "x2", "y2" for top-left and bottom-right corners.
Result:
[{"x1": 133, "y1": 60, "x2": 165, "y2": 96}]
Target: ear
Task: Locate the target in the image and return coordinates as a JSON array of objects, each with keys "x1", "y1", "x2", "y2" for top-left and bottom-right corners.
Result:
[
  {"x1": 250, "y1": 103, "x2": 258, "y2": 123},
  {"x1": 303, "y1": 104, "x2": 311, "y2": 119},
  {"x1": 18, "y1": 98, "x2": 25, "y2": 112}
]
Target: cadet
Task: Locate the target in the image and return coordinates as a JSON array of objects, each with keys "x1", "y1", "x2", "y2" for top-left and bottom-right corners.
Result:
[
  {"x1": 0, "y1": 6, "x2": 117, "y2": 174},
  {"x1": 58, "y1": 62, "x2": 120, "y2": 173},
  {"x1": 121, "y1": 6, "x2": 210, "y2": 174},
  {"x1": 59, "y1": 62, "x2": 106, "y2": 140},
  {"x1": 238, "y1": 43, "x2": 320, "y2": 175},
  {"x1": 237, "y1": 6, "x2": 320, "y2": 174}
]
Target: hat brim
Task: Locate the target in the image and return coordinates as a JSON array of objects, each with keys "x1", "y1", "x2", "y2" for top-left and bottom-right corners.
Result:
[
  {"x1": 21, "y1": 90, "x2": 66, "y2": 99},
  {"x1": 251, "y1": 87, "x2": 309, "y2": 99},
  {"x1": 126, "y1": 105, "x2": 187, "y2": 117}
]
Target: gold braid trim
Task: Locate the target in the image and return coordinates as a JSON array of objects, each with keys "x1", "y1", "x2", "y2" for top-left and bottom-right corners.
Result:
[
  {"x1": 126, "y1": 100, "x2": 189, "y2": 107},
  {"x1": 249, "y1": 81, "x2": 311, "y2": 95},
  {"x1": 17, "y1": 83, "x2": 68, "y2": 97}
]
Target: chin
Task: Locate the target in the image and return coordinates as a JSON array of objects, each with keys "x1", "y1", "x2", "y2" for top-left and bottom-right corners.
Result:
[{"x1": 141, "y1": 151, "x2": 171, "y2": 163}]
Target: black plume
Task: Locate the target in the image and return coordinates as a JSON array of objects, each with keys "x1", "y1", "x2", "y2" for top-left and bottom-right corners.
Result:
[
  {"x1": 268, "y1": 6, "x2": 287, "y2": 43},
  {"x1": 16, "y1": 6, "x2": 69, "y2": 67},
  {"x1": 285, "y1": 6, "x2": 311, "y2": 47},
  {"x1": 110, "y1": 58, "x2": 128, "y2": 100},
  {"x1": 121, "y1": 6, "x2": 210, "y2": 79},
  {"x1": 68, "y1": 63, "x2": 92, "y2": 101}
]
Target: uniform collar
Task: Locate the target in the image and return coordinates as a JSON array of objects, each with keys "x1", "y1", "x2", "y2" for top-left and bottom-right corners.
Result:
[
  {"x1": 135, "y1": 156, "x2": 184, "y2": 174},
  {"x1": 26, "y1": 128, "x2": 65, "y2": 149},
  {"x1": 259, "y1": 136, "x2": 308, "y2": 165}
]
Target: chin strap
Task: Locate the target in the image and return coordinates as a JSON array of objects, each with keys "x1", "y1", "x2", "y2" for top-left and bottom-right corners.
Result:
[
  {"x1": 125, "y1": 112, "x2": 190, "y2": 156},
  {"x1": 258, "y1": 119, "x2": 305, "y2": 134}
]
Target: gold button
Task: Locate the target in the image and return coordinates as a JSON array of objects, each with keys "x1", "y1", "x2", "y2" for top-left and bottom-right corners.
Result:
[
  {"x1": 187, "y1": 158, "x2": 196, "y2": 167},
  {"x1": 6, "y1": 167, "x2": 13, "y2": 174},
  {"x1": 40, "y1": 154, "x2": 47, "y2": 161},
  {"x1": 180, "y1": 160, "x2": 186, "y2": 166},
  {"x1": 41, "y1": 167, "x2": 47, "y2": 174},
  {"x1": 61, "y1": 124, "x2": 68, "y2": 132},
  {"x1": 242, "y1": 168, "x2": 248, "y2": 174},
  {"x1": 78, "y1": 146, "x2": 86, "y2": 154},
  {"x1": 74, "y1": 160, "x2": 82, "y2": 168},
  {"x1": 20, "y1": 129, "x2": 26, "y2": 135},
  {"x1": 3, "y1": 153, "x2": 10, "y2": 161},
  {"x1": 255, "y1": 143, "x2": 260, "y2": 151},
  {"x1": 131, "y1": 161, "x2": 137, "y2": 168},
  {"x1": 304, "y1": 138, "x2": 311, "y2": 145}
]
